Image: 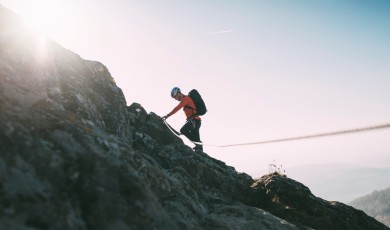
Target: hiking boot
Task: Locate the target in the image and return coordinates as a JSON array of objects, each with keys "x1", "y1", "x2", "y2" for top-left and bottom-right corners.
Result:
[{"x1": 193, "y1": 145, "x2": 203, "y2": 152}]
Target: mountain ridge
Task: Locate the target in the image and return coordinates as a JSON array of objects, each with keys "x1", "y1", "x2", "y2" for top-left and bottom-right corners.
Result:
[
  {"x1": 349, "y1": 187, "x2": 390, "y2": 228},
  {"x1": 286, "y1": 163, "x2": 390, "y2": 202},
  {"x1": 0, "y1": 5, "x2": 388, "y2": 230}
]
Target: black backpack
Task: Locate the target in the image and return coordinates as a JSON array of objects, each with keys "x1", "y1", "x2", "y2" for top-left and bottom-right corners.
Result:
[{"x1": 187, "y1": 89, "x2": 207, "y2": 116}]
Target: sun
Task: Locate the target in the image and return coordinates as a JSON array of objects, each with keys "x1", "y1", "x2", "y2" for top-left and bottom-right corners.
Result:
[
  {"x1": 16, "y1": 0, "x2": 70, "y2": 38},
  {"x1": 3, "y1": 0, "x2": 72, "y2": 63}
]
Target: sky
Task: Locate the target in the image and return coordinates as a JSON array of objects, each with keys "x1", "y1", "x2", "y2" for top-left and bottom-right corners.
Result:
[{"x1": 1, "y1": 0, "x2": 390, "y2": 178}]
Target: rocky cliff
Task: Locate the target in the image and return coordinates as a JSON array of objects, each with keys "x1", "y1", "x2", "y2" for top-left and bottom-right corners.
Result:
[{"x1": 0, "y1": 5, "x2": 388, "y2": 230}]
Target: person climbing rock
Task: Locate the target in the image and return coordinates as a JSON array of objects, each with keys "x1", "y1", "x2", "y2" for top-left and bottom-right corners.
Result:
[{"x1": 162, "y1": 87, "x2": 203, "y2": 151}]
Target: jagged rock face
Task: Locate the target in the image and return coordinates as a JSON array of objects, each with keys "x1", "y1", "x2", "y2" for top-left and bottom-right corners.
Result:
[
  {"x1": 0, "y1": 6, "x2": 130, "y2": 139},
  {"x1": 0, "y1": 6, "x2": 175, "y2": 230},
  {"x1": 129, "y1": 103, "x2": 183, "y2": 151},
  {"x1": 251, "y1": 173, "x2": 389, "y2": 230},
  {"x1": 1, "y1": 5, "x2": 388, "y2": 230}
]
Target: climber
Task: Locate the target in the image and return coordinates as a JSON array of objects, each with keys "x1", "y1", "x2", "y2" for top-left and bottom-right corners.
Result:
[{"x1": 162, "y1": 87, "x2": 203, "y2": 151}]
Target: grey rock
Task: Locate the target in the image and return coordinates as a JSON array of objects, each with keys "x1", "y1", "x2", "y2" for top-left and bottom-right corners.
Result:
[
  {"x1": 0, "y1": 4, "x2": 388, "y2": 230},
  {"x1": 251, "y1": 173, "x2": 389, "y2": 229}
]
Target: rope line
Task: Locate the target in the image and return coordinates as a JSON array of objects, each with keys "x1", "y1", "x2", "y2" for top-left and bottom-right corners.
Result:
[
  {"x1": 163, "y1": 120, "x2": 221, "y2": 147},
  {"x1": 163, "y1": 120, "x2": 181, "y2": 138},
  {"x1": 163, "y1": 120, "x2": 390, "y2": 148},
  {"x1": 219, "y1": 123, "x2": 390, "y2": 147}
]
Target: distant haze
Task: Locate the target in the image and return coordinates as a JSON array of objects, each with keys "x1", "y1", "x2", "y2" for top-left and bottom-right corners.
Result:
[{"x1": 286, "y1": 163, "x2": 390, "y2": 203}]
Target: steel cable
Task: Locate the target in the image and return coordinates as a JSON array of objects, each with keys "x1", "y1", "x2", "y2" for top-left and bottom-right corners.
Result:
[{"x1": 163, "y1": 120, "x2": 390, "y2": 148}]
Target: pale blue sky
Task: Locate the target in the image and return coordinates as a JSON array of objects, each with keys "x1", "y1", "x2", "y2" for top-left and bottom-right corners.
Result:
[{"x1": 2, "y1": 0, "x2": 390, "y2": 176}]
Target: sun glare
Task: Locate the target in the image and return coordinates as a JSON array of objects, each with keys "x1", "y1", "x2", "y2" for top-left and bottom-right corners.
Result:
[
  {"x1": 4, "y1": 0, "x2": 72, "y2": 64},
  {"x1": 17, "y1": 0, "x2": 70, "y2": 38}
]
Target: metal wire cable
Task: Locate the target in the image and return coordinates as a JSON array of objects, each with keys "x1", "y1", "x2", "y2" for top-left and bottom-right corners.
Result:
[
  {"x1": 163, "y1": 120, "x2": 390, "y2": 148},
  {"x1": 219, "y1": 122, "x2": 390, "y2": 147}
]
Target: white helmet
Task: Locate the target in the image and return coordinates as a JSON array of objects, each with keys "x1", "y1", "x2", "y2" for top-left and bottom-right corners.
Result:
[{"x1": 171, "y1": 87, "x2": 181, "y2": 97}]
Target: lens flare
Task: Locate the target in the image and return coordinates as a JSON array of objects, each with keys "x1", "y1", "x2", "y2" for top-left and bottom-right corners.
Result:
[{"x1": 17, "y1": 0, "x2": 69, "y2": 38}]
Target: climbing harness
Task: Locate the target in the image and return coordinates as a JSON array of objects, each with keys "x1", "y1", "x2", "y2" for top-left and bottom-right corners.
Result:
[{"x1": 163, "y1": 119, "x2": 390, "y2": 148}]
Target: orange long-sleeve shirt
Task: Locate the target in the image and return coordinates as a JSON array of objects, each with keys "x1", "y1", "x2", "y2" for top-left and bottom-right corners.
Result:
[{"x1": 167, "y1": 96, "x2": 200, "y2": 120}]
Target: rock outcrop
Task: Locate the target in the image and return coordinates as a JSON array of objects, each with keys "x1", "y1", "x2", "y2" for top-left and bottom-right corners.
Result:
[{"x1": 1, "y1": 5, "x2": 388, "y2": 230}]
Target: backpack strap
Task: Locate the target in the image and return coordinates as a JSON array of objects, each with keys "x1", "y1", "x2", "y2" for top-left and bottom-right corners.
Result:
[
  {"x1": 184, "y1": 105, "x2": 195, "y2": 111},
  {"x1": 184, "y1": 106, "x2": 199, "y2": 120}
]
